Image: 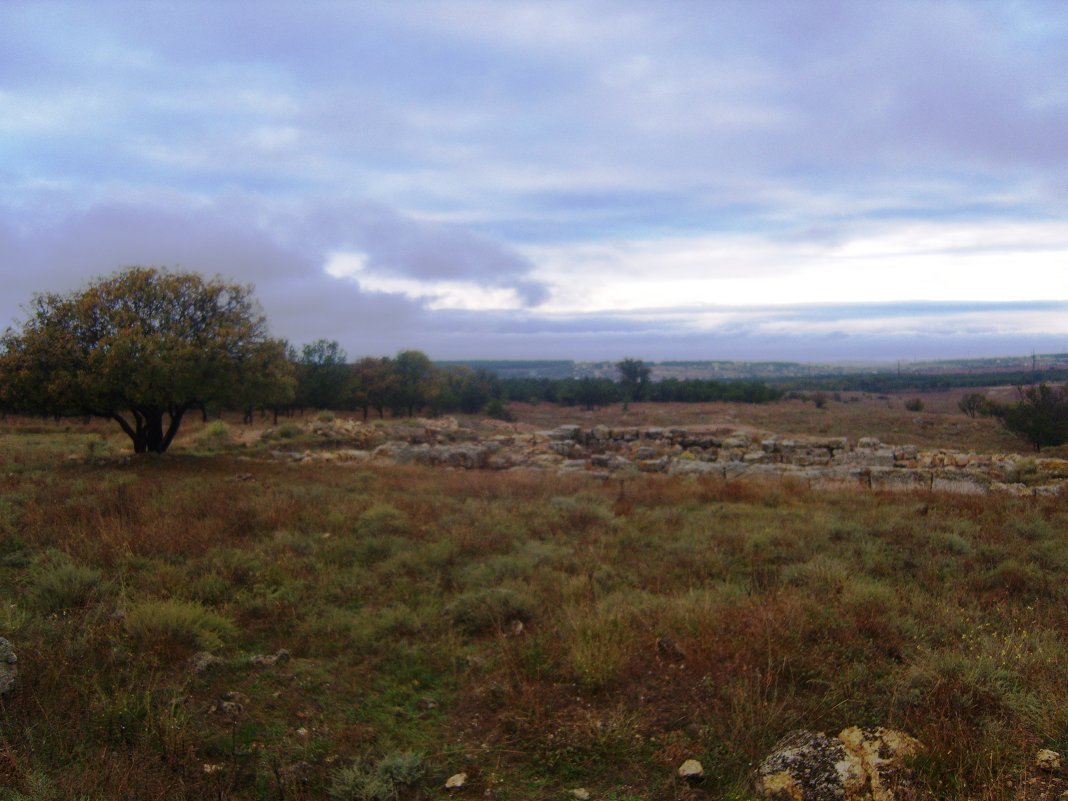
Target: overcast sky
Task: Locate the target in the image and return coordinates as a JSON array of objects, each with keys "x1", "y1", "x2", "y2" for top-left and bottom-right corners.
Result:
[{"x1": 3, "y1": 0, "x2": 1068, "y2": 362}]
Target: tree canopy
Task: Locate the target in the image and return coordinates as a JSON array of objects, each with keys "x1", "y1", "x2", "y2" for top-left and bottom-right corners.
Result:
[
  {"x1": 0, "y1": 267, "x2": 294, "y2": 453},
  {"x1": 296, "y1": 338, "x2": 349, "y2": 411}
]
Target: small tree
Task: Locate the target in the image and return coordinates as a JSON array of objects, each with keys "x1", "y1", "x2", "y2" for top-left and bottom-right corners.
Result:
[
  {"x1": 987, "y1": 383, "x2": 1068, "y2": 452},
  {"x1": 616, "y1": 358, "x2": 652, "y2": 403},
  {"x1": 958, "y1": 392, "x2": 989, "y2": 418},
  {"x1": 0, "y1": 267, "x2": 294, "y2": 453}
]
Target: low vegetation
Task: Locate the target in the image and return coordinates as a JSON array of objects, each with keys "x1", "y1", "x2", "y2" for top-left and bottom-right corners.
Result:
[{"x1": 1, "y1": 398, "x2": 1067, "y2": 799}]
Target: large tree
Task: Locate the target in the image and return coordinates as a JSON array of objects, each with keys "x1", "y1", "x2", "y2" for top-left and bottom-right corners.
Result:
[
  {"x1": 390, "y1": 349, "x2": 436, "y2": 417},
  {"x1": 350, "y1": 356, "x2": 396, "y2": 420},
  {"x1": 0, "y1": 267, "x2": 294, "y2": 453},
  {"x1": 296, "y1": 338, "x2": 349, "y2": 411}
]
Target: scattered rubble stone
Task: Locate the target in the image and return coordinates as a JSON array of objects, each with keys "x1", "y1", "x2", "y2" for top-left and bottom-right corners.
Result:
[
  {"x1": 271, "y1": 419, "x2": 1068, "y2": 495},
  {"x1": 191, "y1": 651, "x2": 225, "y2": 674},
  {"x1": 250, "y1": 649, "x2": 291, "y2": 667}
]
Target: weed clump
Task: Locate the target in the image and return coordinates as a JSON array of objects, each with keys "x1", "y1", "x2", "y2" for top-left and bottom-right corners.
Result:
[
  {"x1": 28, "y1": 551, "x2": 102, "y2": 612},
  {"x1": 124, "y1": 599, "x2": 237, "y2": 653},
  {"x1": 195, "y1": 419, "x2": 232, "y2": 449},
  {"x1": 357, "y1": 503, "x2": 410, "y2": 537},
  {"x1": 565, "y1": 602, "x2": 633, "y2": 691},
  {"x1": 445, "y1": 587, "x2": 534, "y2": 635},
  {"x1": 270, "y1": 422, "x2": 303, "y2": 440},
  {"x1": 328, "y1": 751, "x2": 427, "y2": 801}
]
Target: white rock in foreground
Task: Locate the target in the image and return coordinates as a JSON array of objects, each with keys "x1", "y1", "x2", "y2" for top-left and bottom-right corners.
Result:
[
  {"x1": 677, "y1": 759, "x2": 704, "y2": 779},
  {"x1": 1036, "y1": 748, "x2": 1061, "y2": 772}
]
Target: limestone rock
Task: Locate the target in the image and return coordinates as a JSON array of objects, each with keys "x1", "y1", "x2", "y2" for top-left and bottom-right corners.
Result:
[
  {"x1": 838, "y1": 727, "x2": 923, "y2": 801},
  {"x1": 754, "y1": 727, "x2": 921, "y2": 801},
  {"x1": 445, "y1": 772, "x2": 467, "y2": 789},
  {"x1": 0, "y1": 638, "x2": 16, "y2": 695},
  {"x1": 1036, "y1": 749, "x2": 1062, "y2": 772},
  {"x1": 656, "y1": 636, "x2": 686, "y2": 662},
  {"x1": 754, "y1": 729, "x2": 865, "y2": 801},
  {"x1": 250, "y1": 649, "x2": 291, "y2": 667},
  {"x1": 191, "y1": 651, "x2": 225, "y2": 674},
  {"x1": 678, "y1": 759, "x2": 704, "y2": 780},
  {"x1": 569, "y1": 789, "x2": 591, "y2": 800}
]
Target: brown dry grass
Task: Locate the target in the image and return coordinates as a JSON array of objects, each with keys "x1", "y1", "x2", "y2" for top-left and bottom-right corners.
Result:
[{"x1": 1, "y1": 402, "x2": 1067, "y2": 800}]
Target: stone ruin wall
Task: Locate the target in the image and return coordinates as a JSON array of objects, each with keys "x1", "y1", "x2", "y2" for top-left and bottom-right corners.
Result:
[{"x1": 281, "y1": 418, "x2": 1068, "y2": 496}]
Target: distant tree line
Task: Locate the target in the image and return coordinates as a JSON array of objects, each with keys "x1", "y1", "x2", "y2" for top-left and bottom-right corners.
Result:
[
  {"x1": 291, "y1": 348, "x2": 784, "y2": 417},
  {"x1": 292, "y1": 340, "x2": 504, "y2": 419},
  {"x1": 781, "y1": 369, "x2": 1068, "y2": 394}
]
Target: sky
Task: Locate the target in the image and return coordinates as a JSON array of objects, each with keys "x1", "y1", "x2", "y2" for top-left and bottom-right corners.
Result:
[{"x1": 2, "y1": 0, "x2": 1068, "y2": 362}]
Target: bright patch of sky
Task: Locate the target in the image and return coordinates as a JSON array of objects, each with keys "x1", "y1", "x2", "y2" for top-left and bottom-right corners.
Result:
[{"x1": 2, "y1": 0, "x2": 1068, "y2": 360}]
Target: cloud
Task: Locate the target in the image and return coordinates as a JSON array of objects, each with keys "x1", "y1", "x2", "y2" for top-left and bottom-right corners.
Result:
[
  {"x1": 3, "y1": 1, "x2": 1068, "y2": 362},
  {"x1": 0, "y1": 194, "x2": 551, "y2": 349},
  {"x1": 303, "y1": 201, "x2": 549, "y2": 305}
]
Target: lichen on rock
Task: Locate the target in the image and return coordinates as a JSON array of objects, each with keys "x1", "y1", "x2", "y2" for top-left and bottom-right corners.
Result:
[{"x1": 753, "y1": 726, "x2": 922, "y2": 801}]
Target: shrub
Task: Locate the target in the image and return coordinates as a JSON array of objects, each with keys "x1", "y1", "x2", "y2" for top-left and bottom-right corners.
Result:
[
  {"x1": 958, "y1": 392, "x2": 989, "y2": 418},
  {"x1": 986, "y1": 383, "x2": 1068, "y2": 452},
  {"x1": 484, "y1": 398, "x2": 515, "y2": 422},
  {"x1": 904, "y1": 398, "x2": 924, "y2": 412},
  {"x1": 376, "y1": 751, "x2": 428, "y2": 786},
  {"x1": 357, "y1": 504, "x2": 410, "y2": 537},
  {"x1": 29, "y1": 551, "x2": 102, "y2": 612},
  {"x1": 328, "y1": 751, "x2": 427, "y2": 801},
  {"x1": 124, "y1": 599, "x2": 237, "y2": 653},
  {"x1": 202, "y1": 419, "x2": 230, "y2": 438},
  {"x1": 812, "y1": 391, "x2": 828, "y2": 409},
  {"x1": 328, "y1": 766, "x2": 394, "y2": 801},
  {"x1": 444, "y1": 587, "x2": 534, "y2": 635},
  {"x1": 195, "y1": 420, "x2": 232, "y2": 449},
  {"x1": 565, "y1": 602, "x2": 632, "y2": 690},
  {"x1": 317, "y1": 410, "x2": 336, "y2": 423},
  {"x1": 186, "y1": 573, "x2": 232, "y2": 605},
  {"x1": 276, "y1": 422, "x2": 303, "y2": 439}
]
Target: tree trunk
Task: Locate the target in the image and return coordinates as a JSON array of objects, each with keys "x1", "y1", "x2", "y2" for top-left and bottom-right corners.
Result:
[
  {"x1": 160, "y1": 406, "x2": 186, "y2": 452},
  {"x1": 114, "y1": 406, "x2": 186, "y2": 453},
  {"x1": 143, "y1": 410, "x2": 165, "y2": 452}
]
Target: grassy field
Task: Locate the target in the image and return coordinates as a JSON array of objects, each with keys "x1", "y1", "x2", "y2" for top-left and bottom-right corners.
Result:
[{"x1": 1, "y1": 392, "x2": 1066, "y2": 800}]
